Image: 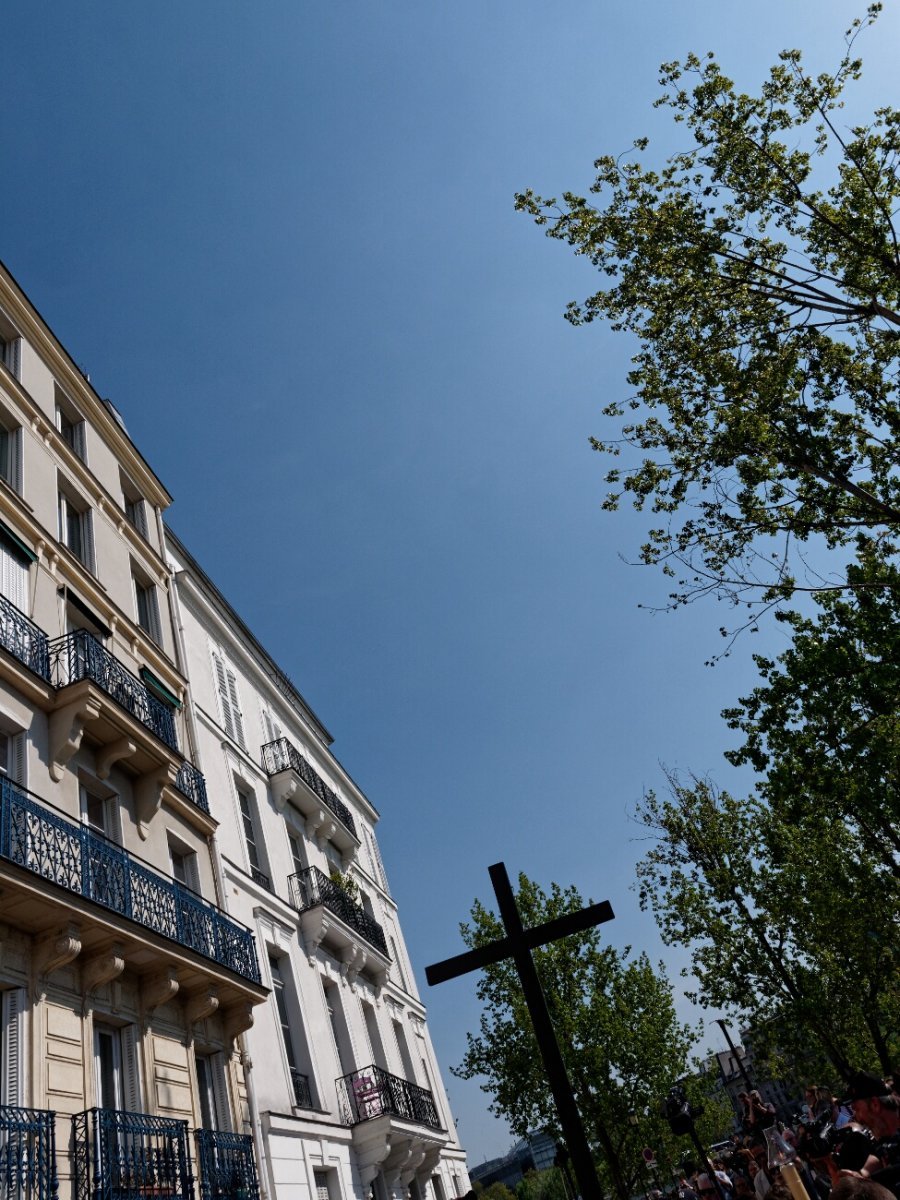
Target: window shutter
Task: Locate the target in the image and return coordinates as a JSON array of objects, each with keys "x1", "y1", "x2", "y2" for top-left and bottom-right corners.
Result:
[
  {"x1": 367, "y1": 830, "x2": 390, "y2": 894},
  {"x1": 148, "y1": 588, "x2": 163, "y2": 645},
  {"x1": 122, "y1": 1025, "x2": 142, "y2": 1112},
  {"x1": 227, "y1": 669, "x2": 245, "y2": 749},
  {"x1": 0, "y1": 543, "x2": 27, "y2": 610},
  {"x1": 210, "y1": 1052, "x2": 232, "y2": 1132},
  {"x1": 10, "y1": 732, "x2": 26, "y2": 787},
  {"x1": 6, "y1": 427, "x2": 21, "y2": 494},
  {"x1": 213, "y1": 652, "x2": 236, "y2": 741},
  {"x1": 8, "y1": 339, "x2": 20, "y2": 381},
  {"x1": 73, "y1": 421, "x2": 87, "y2": 461},
  {"x1": 135, "y1": 500, "x2": 148, "y2": 538},
  {"x1": 82, "y1": 510, "x2": 96, "y2": 573},
  {"x1": 1, "y1": 987, "x2": 27, "y2": 1105},
  {"x1": 262, "y1": 709, "x2": 274, "y2": 744}
]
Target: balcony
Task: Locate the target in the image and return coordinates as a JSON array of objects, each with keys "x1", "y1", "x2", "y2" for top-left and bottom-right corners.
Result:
[
  {"x1": 289, "y1": 865, "x2": 389, "y2": 981},
  {"x1": 0, "y1": 1105, "x2": 58, "y2": 1200},
  {"x1": 261, "y1": 738, "x2": 358, "y2": 858},
  {"x1": 0, "y1": 777, "x2": 263, "y2": 994},
  {"x1": 51, "y1": 630, "x2": 178, "y2": 751},
  {"x1": 289, "y1": 1069, "x2": 313, "y2": 1110},
  {"x1": 73, "y1": 1109, "x2": 193, "y2": 1200},
  {"x1": 194, "y1": 1130, "x2": 260, "y2": 1200},
  {"x1": 45, "y1": 630, "x2": 210, "y2": 830},
  {"x1": 337, "y1": 1066, "x2": 441, "y2": 1131},
  {"x1": 0, "y1": 592, "x2": 51, "y2": 682}
]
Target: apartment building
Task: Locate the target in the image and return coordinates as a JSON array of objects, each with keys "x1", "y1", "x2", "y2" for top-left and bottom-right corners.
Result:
[
  {"x1": 0, "y1": 260, "x2": 468, "y2": 1200},
  {"x1": 167, "y1": 533, "x2": 470, "y2": 1200}
]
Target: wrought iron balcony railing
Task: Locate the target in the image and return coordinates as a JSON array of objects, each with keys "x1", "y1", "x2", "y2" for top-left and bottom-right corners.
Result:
[
  {"x1": 288, "y1": 867, "x2": 388, "y2": 957},
  {"x1": 50, "y1": 630, "x2": 178, "y2": 752},
  {"x1": 174, "y1": 762, "x2": 210, "y2": 815},
  {"x1": 194, "y1": 1130, "x2": 259, "y2": 1200},
  {"x1": 0, "y1": 778, "x2": 261, "y2": 984},
  {"x1": 260, "y1": 738, "x2": 357, "y2": 838},
  {"x1": 74, "y1": 1109, "x2": 193, "y2": 1200},
  {"x1": 289, "y1": 1070, "x2": 313, "y2": 1110},
  {"x1": 337, "y1": 1066, "x2": 441, "y2": 1130},
  {"x1": 0, "y1": 593, "x2": 51, "y2": 682},
  {"x1": 0, "y1": 1105, "x2": 58, "y2": 1200},
  {"x1": 249, "y1": 867, "x2": 271, "y2": 891}
]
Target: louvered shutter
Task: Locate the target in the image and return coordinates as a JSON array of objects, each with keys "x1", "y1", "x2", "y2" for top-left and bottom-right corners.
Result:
[
  {"x1": 9, "y1": 732, "x2": 25, "y2": 787},
  {"x1": 210, "y1": 1052, "x2": 232, "y2": 1132},
  {"x1": 82, "y1": 510, "x2": 96, "y2": 573},
  {"x1": 7, "y1": 427, "x2": 21, "y2": 494},
  {"x1": 122, "y1": 1025, "x2": 142, "y2": 1112},
  {"x1": 8, "y1": 339, "x2": 20, "y2": 381},
  {"x1": 227, "y1": 669, "x2": 245, "y2": 749},
  {"x1": 148, "y1": 588, "x2": 163, "y2": 645},
  {"x1": 1, "y1": 987, "x2": 26, "y2": 1105},
  {"x1": 367, "y1": 831, "x2": 390, "y2": 894},
  {"x1": 0, "y1": 543, "x2": 27, "y2": 610},
  {"x1": 73, "y1": 421, "x2": 87, "y2": 462},
  {"x1": 213, "y1": 652, "x2": 236, "y2": 740},
  {"x1": 262, "y1": 708, "x2": 274, "y2": 745}
]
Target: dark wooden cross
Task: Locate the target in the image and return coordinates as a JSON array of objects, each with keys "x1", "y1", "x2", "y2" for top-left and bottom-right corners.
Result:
[{"x1": 425, "y1": 862, "x2": 615, "y2": 1200}]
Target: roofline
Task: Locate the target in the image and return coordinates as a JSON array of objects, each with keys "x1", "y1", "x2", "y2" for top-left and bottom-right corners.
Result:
[
  {"x1": 164, "y1": 525, "x2": 335, "y2": 746},
  {"x1": 0, "y1": 256, "x2": 174, "y2": 507}
]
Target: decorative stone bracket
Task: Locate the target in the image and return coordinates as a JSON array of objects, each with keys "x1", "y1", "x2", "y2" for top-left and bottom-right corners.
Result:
[
  {"x1": 36, "y1": 922, "x2": 82, "y2": 976},
  {"x1": 82, "y1": 943, "x2": 126, "y2": 995},
  {"x1": 49, "y1": 697, "x2": 102, "y2": 782},
  {"x1": 144, "y1": 966, "x2": 180, "y2": 1012},
  {"x1": 135, "y1": 764, "x2": 179, "y2": 838},
  {"x1": 186, "y1": 985, "x2": 219, "y2": 1025},
  {"x1": 223, "y1": 1001, "x2": 254, "y2": 1041}
]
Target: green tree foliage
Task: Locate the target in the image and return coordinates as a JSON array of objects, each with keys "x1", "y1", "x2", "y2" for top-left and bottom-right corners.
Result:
[
  {"x1": 478, "y1": 1185, "x2": 518, "y2": 1200},
  {"x1": 516, "y1": 6, "x2": 900, "y2": 620},
  {"x1": 516, "y1": 1168, "x2": 569, "y2": 1200},
  {"x1": 634, "y1": 600, "x2": 900, "y2": 1081},
  {"x1": 453, "y1": 874, "x2": 730, "y2": 1200}
]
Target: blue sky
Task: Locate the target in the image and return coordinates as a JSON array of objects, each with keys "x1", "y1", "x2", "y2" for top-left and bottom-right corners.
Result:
[{"x1": 3, "y1": 0, "x2": 898, "y2": 1165}]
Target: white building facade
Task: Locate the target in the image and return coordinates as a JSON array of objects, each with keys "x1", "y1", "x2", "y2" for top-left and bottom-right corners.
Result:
[
  {"x1": 167, "y1": 534, "x2": 470, "y2": 1200},
  {"x1": 0, "y1": 260, "x2": 468, "y2": 1200}
]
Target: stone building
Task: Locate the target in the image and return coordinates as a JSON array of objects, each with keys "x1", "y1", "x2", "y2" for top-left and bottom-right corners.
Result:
[{"x1": 0, "y1": 261, "x2": 468, "y2": 1200}]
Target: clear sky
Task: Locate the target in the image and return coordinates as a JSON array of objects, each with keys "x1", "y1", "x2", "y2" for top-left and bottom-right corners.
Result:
[{"x1": 3, "y1": 0, "x2": 898, "y2": 1166}]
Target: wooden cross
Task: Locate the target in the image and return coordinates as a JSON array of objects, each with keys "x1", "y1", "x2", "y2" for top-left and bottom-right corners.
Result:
[{"x1": 425, "y1": 862, "x2": 615, "y2": 1200}]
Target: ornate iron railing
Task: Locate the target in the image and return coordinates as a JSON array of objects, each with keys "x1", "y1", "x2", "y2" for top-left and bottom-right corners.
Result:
[
  {"x1": 289, "y1": 1070, "x2": 313, "y2": 1110},
  {"x1": 73, "y1": 1109, "x2": 193, "y2": 1200},
  {"x1": 248, "y1": 867, "x2": 270, "y2": 891},
  {"x1": 260, "y1": 739, "x2": 356, "y2": 838},
  {"x1": 0, "y1": 1105, "x2": 58, "y2": 1200},
  {"x1": 288, "y1": 867, "x2": 388, "y2": 957},
  {"x1": 194, "y1": 1130, "x2": 259, "y2": 1200},
  {"x1": 0, "y1": 778, "x2": 261, "y2": 984},
  {"x1": 336, "y1": 1066, "x2": 440, "y2": 1130},
  {"x1": 0, "y1": 594, "x2": 51, "y2": 682},
  {"x1": 49, "y1": 631, "x2": 178, "y2": 752},
  {"x1": 173, "y1": 763, "x2": 210, "y2": 815}
]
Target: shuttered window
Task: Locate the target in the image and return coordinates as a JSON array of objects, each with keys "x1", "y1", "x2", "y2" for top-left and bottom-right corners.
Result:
[
  {"x1": 212, "y1": 651, "x2": 246, "y2": 749},
  {"x1": 0, "y1": 541, "x2": 28, "y2": 611},
  {"x1": 135, "y1": 578, "x2": 162, "y2": 644},
  {"x1": 58, "y1": 491, "x2": 95, "y2": 573}
]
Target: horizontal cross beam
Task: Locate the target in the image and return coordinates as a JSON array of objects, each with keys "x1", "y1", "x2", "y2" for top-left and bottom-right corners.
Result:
[{"x1": 425, "y1": 899, "x2": 614, "y2": 986}]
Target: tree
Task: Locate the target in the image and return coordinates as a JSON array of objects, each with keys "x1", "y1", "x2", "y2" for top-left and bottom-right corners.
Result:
[
  {"x1": 516, "y1": 6, "x2": 900, "y2": 626},
  {"x1": 453, "y1": 874, "x2": 730, "y2": 1200},
  {"x1": 516, "y1": 1168, "x2": 569, "y2": 1200}
]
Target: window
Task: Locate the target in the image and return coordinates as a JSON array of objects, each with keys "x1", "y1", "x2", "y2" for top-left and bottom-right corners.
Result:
[
  {"x1": 314, "y1": 1172, "x2": 332, "y2": 1200},
  {"x1": 196, "y1": 1053, "x2": 231, "y2": 1132},
  {"x1": 94, "y1": 1023, "x2": 141, "y2": 1112},
  {"x1": 0, "y1": 313, "x2": 21, "y2": 380},
  {"x1": 287, "y1": 832, "x2": 306, "y2": 876},
  {"x1": 169, "y1": 838, "x2": 199, "y2": 892},
  {"x1": 133, "y1": 571, "x2": 162, "y2": 644},
  {"x1": 0, "y1": 534, "x2": 29, "y2": 611},
  {"x1": 212, "y1": 650, "x2": 245, "y2": 749},
  {"x1": 58, "y1": 488, "x2": 95, "y2": 572},
  {"x1": 56, "y1": 392, "x2": 87, "y2": 461},
  {"x1": 261, "y1": 706, "x2": 282, "y2": 746},
  {"x1": 238, "y1": 788, "x2": 268, "y2": 888},
  {"x1": 0, "y1": 414, "x2": 22, "y2": 494},
  {"x1": 0, "y1": 730, "x2": 26, "y2": 787},
  {"x1": 81, "y1": 782, "x2": 121, "y2": 843},
  {"x1": 121, "y1": 474, "x2": 149, "y2": 538},
  {"x1": 270, "y1": 956, "x2": 314, "y2": 1108}
]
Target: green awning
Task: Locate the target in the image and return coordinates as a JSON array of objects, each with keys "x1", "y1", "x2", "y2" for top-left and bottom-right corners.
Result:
[
  {"x1": 140, "y1": 667, "x2": 182, "y2": 709},
  {"x1": 0, "y1": 519, "x2": 36, "y2": 563}
]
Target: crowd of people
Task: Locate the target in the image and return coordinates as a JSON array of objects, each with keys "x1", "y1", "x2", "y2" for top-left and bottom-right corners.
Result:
[{"x1": 670, "y1": 1072, "x2": 900, "y2": 1200}]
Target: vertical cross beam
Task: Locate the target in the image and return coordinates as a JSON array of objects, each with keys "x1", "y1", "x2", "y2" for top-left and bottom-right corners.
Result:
[{"x1": 426, "y1": 863, "x2": 612, "y2": 1200}]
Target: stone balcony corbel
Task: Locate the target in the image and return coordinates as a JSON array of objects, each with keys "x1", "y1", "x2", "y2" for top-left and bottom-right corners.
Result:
[
  {"x1": 82, "y1": 943, "x2": 126, "y2": 995},
  {"x1": 144, "y1": 966, "x2": 180, "y2": 1012},
  {"x1": 135, "y1": 762, "x2": 180, "y2": 838},
  {"x1": 186, "y1": 985, "x2": 219, "y2": 1025},
  {"x1": 49, "y1": 696, "x2": 102, "y2": 781},
  {"x1": 223, "y1": 1001, "x2": 254, "y2": 1042},
  {"x1": 96, "y1": 737, "x2": 137, "y2": 781},
  {"x1": 36, "y1": 922, "x2": 82, "y2": 976}
]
